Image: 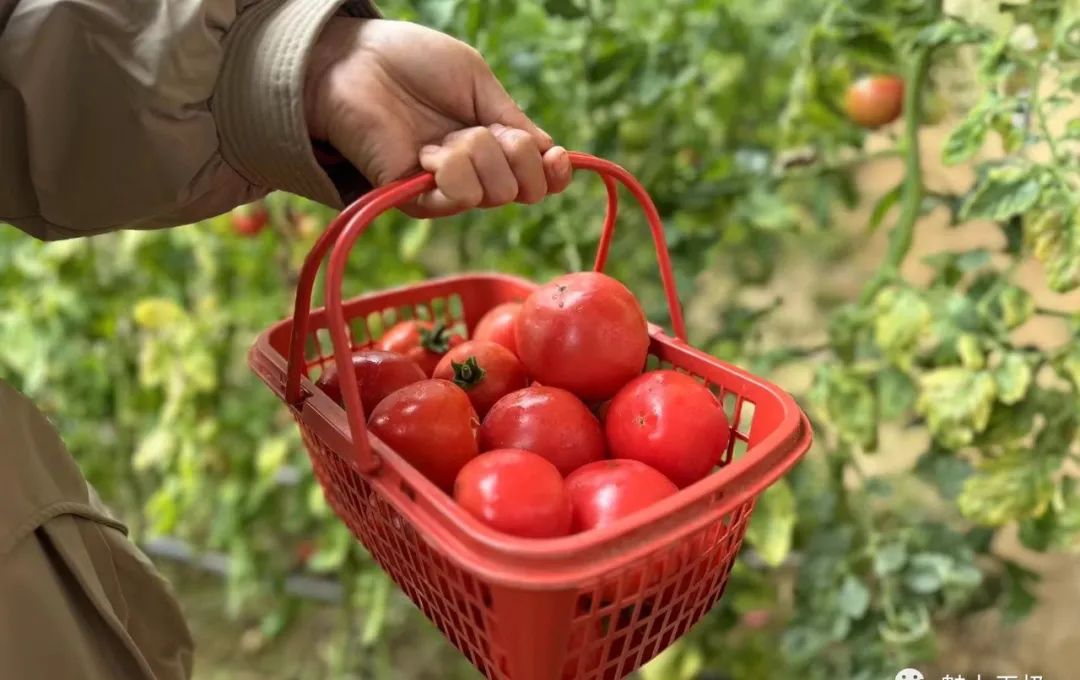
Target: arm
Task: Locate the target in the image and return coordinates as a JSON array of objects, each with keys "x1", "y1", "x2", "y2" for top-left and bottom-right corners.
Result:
[{"x1": 0, "y1": 1, "x2": 570, "y2": 240}]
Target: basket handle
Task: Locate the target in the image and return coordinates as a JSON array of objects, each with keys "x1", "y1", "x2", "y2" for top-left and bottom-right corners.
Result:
[{"x1": 286, "y1": 152, "x2": 686, "y2": 474}]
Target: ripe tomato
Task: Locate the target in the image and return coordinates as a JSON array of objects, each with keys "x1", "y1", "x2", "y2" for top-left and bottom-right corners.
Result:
[
  {"x1": 230, "y1": 201, "x2": 269, "y2": 236},
  {"x1": 844, "y1": 75, "x2": 904, "y2": 128},
  {"x1": 375, "y1": 320, "x2": 465, "y2": 376},
  {"x1": 565, "y1": 460, "x2": 678, "y2": 533},
  {"x1": 516, "y1": 272, "x2": 649, "y2": 401},
  {"x1": 478, "y1": 386, "x2": 605, "y2": 477},
  {"x1": 472, "y1": 302, "x2": 521, "y2": 356},
  {"x1": 367, "y1": 379, "x2": 478, "y2": 492},
  {"x1": 453, "y1": 449, "x2": 572, "y2": 539},
  {"x1": 315, "y1": 350, "x2": 425, "y2": 411},
  {"x1": 432, "y1": 340, "x2": 528, "y2": 417},
  {"x1": 605, "y1": 370, "x2": 730, "y2": 488}
]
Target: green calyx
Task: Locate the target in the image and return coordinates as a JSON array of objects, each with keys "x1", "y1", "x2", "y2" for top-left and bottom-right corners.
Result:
[
  {"x1": 419, "y1": 323, "x2": 454, "y2": 354},
  {"x1": 451, "y1": 356, "x2": 486, "y2": 390}
]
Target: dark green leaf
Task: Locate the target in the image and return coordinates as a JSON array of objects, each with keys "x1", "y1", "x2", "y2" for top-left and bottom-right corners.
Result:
[
  {"x1": 877, "y1": 367, "x2": 916, "y2": 421},
  {"x1": 915, "y1": 446, "x2": 974, "y2": 501},
  {"x1": 942, "y1": 96, "x2": 997, "y2": 165},
  {"x1": 1001, "y1": 560, "x2": 1040, "y2": 623},
  {"x1": 868, "y1": 184, "x2": 902, "y2": 234},
  {"x1": 873, "y1": 542, "x2": 907, "y2": 576},
  {"x1": 905, "y1": 553, "x2": 951, "y2": 594},
  {"x1": 917, "y1": 19, "x2": 991, "y2": 48},
  {"x1": 838, "y1": 575, "x2": 871, "y2": 619},
  {"x1": 960, "y1": 165, "x2": 1042, "y2": 222}
]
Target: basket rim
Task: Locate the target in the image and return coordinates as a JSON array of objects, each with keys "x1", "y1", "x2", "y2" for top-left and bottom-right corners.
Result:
[{"x1": 250, "y1": 273, "x2": 813, "y2": 585}]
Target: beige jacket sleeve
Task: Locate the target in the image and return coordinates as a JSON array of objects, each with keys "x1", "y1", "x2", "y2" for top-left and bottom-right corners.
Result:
[{"x1": 0, "y1": 0, "x2": 378, "y2": 241}]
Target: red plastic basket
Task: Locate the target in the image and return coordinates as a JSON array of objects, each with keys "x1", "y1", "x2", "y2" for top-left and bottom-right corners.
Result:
[{"x1": 249, "y1": 153, "x2": 812, "y2": 680}]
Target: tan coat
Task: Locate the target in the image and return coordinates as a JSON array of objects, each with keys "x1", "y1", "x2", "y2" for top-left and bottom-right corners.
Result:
[{"x1": 1, "y1": 1, "x2": 377, "y2": 677}]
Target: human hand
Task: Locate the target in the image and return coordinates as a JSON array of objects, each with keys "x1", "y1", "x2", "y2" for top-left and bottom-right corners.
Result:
[{"x1": 305, "y1": 18, "x2": 573, "y2": 217}]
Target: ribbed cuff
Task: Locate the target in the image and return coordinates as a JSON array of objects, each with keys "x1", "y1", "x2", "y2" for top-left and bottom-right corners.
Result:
[{"x1": 213, "y1": 0, "x2": 379, "y2": 207}]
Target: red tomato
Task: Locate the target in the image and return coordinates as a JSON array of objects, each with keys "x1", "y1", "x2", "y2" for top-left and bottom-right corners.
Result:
[
  {"x1": 478, "y1": 386, "x2": 605, "y2": 477},
  {"x1": 453, "y1": 449, "x2": 572, "y2": 539},
  {"x1": 367, "y1": 379, "x2": 479, "y2": 492},
  {"x1": 472, "y1": 302, "x2": 521, "y2": 356},
  {"x1": 844, "y1": 75, "x2": 904, "y2": 128},
  {"x1": 315, "y1": 350, "x2": 425, "y2": 411},
  {"x1": 516, "y1": 272, "x2": 649, "y2": 401},
  {"x1": 565, "y1": 459, "x2": 678, "y2": 533},
  {"x1": 230, "y1": 201, "x2": 269, "y2": 236},
  {"x1": 605, "y1": 370, "x2": 730, "y2": 488},
  {"x1": 432, "y1": 340, "x2": 528, "y2": 417},
  {"x1": 375, "y1": 320, "x2": 465, "y2": 376}
]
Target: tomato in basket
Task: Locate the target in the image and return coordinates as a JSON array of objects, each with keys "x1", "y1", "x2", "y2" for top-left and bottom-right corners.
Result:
[
  {"x1": 478, "y1": 385, "x2": 605, "y2": 477},
  {"x1": 315, "y1": 350, "x2": 425, "y2": 411},
  {"x1": 605, "y1": 370, "x2": 731, "y2": 488},
  {"x1": 516, "y1": 272, "x2": 649, "y2": 402},
  {"x1": 367, "y1": 379, "x2": 479, "y2": 492},
  {"x1": 432, "y1": 340, "x2": 528, "y2": 417},
  {"x1": 453, "y1": 448, "x2": 572, "y2": 539},
  {"x1": 471, "y1": 301, "x2": 521, "y2": 356},
  {"x1": 375, "y1": 320, "x2": 465, "y2": 376}
]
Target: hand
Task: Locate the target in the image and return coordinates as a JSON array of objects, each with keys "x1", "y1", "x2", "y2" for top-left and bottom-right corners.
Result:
[{"x1": 305, "y1": 18, "x2": 573, "y2": 217}]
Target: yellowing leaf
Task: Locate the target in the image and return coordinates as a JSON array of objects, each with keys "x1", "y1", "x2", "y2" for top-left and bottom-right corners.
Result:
[
  {"x1": 994, "y1": 352, "x2": 1033, "y2": 405},
  {"x1": 1026, "y1": 207, "x2": 1080, "y2": 293},
  {"x1": 917, "y1": 367, "x2": 998, "y2": 448},
  {"x1": 873, "y1": 287, "x2": 931, "y2": 368},
  {"x1": 958, "y1": 448, "x2": 1057, "y2": 526},
  {"x1": 746, "y1": 479, "x2": 796, "y2": 567},
  {"x1": 133, "y1": 297, "x2": 186, "y2": 330}
]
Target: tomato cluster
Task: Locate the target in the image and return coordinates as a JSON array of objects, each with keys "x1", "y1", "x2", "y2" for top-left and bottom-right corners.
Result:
[{"x1": 315, "y1": 272, "x2": 732, "y2": 540}]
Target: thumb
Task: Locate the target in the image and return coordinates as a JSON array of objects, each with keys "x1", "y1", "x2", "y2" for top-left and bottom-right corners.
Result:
[{"x1": 473, "y1": 72, "x2": 554, "y2": 152}]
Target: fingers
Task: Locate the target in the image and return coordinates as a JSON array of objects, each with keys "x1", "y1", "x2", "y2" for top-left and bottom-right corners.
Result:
[
  {"x1": 473, "y1": 73, "x2": 554, "y2": 153},
  {"x1": 410, "y1": 126, "x2": 573, "y2": 217}
]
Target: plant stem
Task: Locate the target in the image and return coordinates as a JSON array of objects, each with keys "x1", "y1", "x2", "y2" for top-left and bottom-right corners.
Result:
[
  {"x1": 1036, "y1": 306, "x2": 1074, "y2": 320},
  {"x1": 860, "y1": 45, "x2": 932, "y2": 304}
]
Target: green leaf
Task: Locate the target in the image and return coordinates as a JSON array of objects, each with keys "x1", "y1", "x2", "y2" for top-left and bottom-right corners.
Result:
[
  {"x1": 958, "y1": 448, "x2": 1058, "y2": 526},
  {"x1": 745, "y1": 479, "x2": 796, "y2": 567},
  {"x1": 960, "y1": 165, "x2": 1042, "y2": 222},
  {"x1": 398, "y1": 219, "x2": 432, "y2": 262},
  {"x1": 979, "y1": 283, "x2": 1034, "y2": 331},
  {"x1": 873, "y1": 287, "x2": 931, "y2": 368},
  {"x1": 905, "y1": 553, "x2": 951, "y2": 594},
  {"x1": 956, "y1": 333, "x2": 985, "y2": 370},
  {"x1": 811, "y1": 362, "x2": 878, "y2": 450},
  {"x1": 1061, "y1": 344, "x2": 1080, "y2": 394},
  {"x1": 993, "y1": 351, "x2": 1033, "y2": 405},
  {"x1": 1026, "y1": 206, "x2": 1080, "y2": 293},
  {"x1": 1001, "y1": 560, "x2": 1040, "y2": 623},
  {"x1": 917, "y1": 367, "x2": 998, "y2": 448},
  {"x1": 877, "y1": 368, "x2": 916, "y2": 421},
  {"x1": 916, "y1": 446, "x2": 975, "y2": 500},
  {"x1": 868, "y1": 184, "x2": 902, "y2": 234},
  {"x1": 917, "y1": 18, "x2": 991, "y2": 47},
  {"x1": 942, "y1": 97, "x2": 997, "y2": 165},
  {"x1": 874, "y1": 542, "x2": 908, "y2": 576},
  {"x1": 837, "y1": 574, "x2": 870, "y2": 619},
  {"x1": 543, "y1": 0, "x2": 586, "y2": 19}
]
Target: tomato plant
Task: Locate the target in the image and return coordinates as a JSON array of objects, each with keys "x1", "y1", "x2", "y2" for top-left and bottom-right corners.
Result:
[{"x1": 1, "y1": 0, "x2": 1078, "y2": 677}]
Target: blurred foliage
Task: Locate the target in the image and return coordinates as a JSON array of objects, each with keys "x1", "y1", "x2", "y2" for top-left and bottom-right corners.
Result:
[{"x1": 2, "y1": 0, "x2": 1080, "y2": 678}]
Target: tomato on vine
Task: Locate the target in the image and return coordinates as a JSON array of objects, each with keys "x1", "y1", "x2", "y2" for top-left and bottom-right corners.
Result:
[{"x1": 844, "y1": 75, "x2": 904, "y2": 128}]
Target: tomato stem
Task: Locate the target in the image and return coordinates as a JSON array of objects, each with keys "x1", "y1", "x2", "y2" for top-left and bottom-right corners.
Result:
[
  {"x1": 419, "y1": 322, "x2": 453, "y2": 354},
  {"x1": 451, "y1": 356, "x2": 486, "y2": 390},
  {"x1": 860, "y1": 44, "x2": 931, "y2": 304}
]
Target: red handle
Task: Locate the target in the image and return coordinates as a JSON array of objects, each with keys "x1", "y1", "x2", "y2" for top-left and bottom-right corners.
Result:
[{"x1": 286, "y1": 152, "x2": 686, "y2": 475}]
